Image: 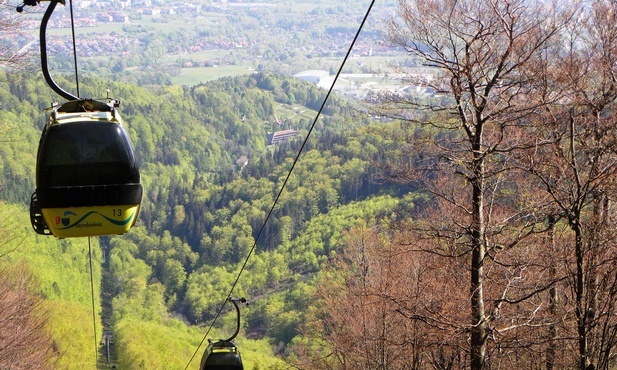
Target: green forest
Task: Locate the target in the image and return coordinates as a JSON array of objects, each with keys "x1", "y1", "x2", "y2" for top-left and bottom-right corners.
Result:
[{"x1": 0, "y1": 69, "x2": 410, "y2": 369}]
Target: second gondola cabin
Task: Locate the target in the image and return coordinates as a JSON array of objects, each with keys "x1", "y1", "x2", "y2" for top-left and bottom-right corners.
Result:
[
  {"x1": 200, "y1": 340, "x2": 243, "y2": 370},
  {"x1": 30, "y1": 98, "x2": 142, "y2": 238}
]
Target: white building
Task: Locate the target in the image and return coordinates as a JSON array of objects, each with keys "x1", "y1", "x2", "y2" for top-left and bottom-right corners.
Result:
[{"x1": 294, "y1": 70, "x2": 335, "y2": 89}]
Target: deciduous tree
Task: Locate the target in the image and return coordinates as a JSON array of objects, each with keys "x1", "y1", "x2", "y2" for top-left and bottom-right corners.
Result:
[
  {"x1": 520, "y1": 1, "x2": 617, "y2": 367},
  {"x1": 0, "y1": 204, "x2": 56, "y2": 368},
  {"x1": 378, "y1": 1, "x2": 574, "y2": 368},
  {"x1": 0, "y1": 0, "x2": 37, "y2": 72}
]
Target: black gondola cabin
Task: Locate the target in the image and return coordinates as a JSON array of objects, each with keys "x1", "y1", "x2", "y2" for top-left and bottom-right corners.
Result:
[
  {"x1": 200, "y1": 340, "x2": 243, "y2": 370},
  {"x1": 30, "y1": 99, "x2": 142, "y2": 238}
]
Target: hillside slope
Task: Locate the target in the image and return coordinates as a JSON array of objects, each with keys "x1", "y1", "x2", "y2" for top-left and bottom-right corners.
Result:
[{"x1": 0, "y1": 70, "x2": 408, "y2": 368}]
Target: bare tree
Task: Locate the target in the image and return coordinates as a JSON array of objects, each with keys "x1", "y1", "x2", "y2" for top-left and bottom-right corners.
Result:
[
  {"x1": 521, "y1": 1, "x2": 617, "y2": 368},
  {"x1": 377, "y1": 1, "x2": 575, "y2": 368},
  {"x1": 0, "y1": 261, "x2": 57, "y2": 369},
  {"x1": 292, "y1": 225, "x2": 470, "y2": 370},
  {"x1": 0, "y1": 204, "x2": 57, "y2": 369},
  {"x1": 0, "y1": 0, "x2": 38, "y2": 72}
]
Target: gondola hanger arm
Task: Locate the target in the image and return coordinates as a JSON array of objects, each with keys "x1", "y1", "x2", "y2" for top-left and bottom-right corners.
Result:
[
  {"x1": 17, "y1": 0, "x2": 77, "y2": 101},
  {"x1": 16, "y1": 0, "x2": 65, "y2": 13}
]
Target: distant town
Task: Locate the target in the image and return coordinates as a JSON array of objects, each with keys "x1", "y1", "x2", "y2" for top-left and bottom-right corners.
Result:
[
  {"x1": 19, "y1": 0, "x2": 398, "y2": 62},
  {"x1": 11, "y1": 0, "x2": 423, "y2": 99}
]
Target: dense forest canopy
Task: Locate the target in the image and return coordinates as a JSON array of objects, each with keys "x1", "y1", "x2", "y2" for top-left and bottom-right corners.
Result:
[{"x1": 0, "y1": 66, "x2": 410, "y2": 368}]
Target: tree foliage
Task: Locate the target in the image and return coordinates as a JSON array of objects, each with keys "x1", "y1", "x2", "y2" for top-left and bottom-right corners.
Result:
[
  {"x1": 0, "y1": 262, "x2": 56, "y2": 369},
  {"x1": 0, "y1": 201, "x2": 103, "y2": 369}
]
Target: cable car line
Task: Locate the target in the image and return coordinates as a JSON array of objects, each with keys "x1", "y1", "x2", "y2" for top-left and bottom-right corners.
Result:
[
  {"x1": 185, "y1": 1, "x2": 376, "y2": 368},
  {"x1": 88, "y1": 236, "x2": 99, "y2": 366},
  {"x1": 67, "y1": 0, "x2": 80, "y2": 98}
]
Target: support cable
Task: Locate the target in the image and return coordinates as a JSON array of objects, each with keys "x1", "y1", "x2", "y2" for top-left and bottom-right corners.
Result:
[
  {"x1": 88, "y1": 237, "x2": 99, "y2": 367},
  {"x1": 183, "y1": 1, "x2": 376, "y2": 368},
  {"x1": 68, "y1": 0, "x2": 79, "y2": 98}
]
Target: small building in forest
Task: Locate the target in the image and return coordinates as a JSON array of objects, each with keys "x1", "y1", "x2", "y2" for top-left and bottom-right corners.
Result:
[
  {"x1": 233, "y1": 155, "x2": 249, "y2": 171},
  {"x1": 267, "y1": 129, "x2": 298, "y2": 145}
]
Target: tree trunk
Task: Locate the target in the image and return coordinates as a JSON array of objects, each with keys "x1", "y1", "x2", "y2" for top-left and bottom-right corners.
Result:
[
  {"x1": 573, "y1": 221, "x2": 588, "y2": 370},
  {"x1": 546, "y1": 215, "x2": 558, "y2": 370},
  {"x1": 470, "y1": 146, "x2": 487, "y2": 370}
]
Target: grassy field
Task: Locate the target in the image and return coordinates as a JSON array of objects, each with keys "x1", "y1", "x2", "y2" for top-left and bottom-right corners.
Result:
[
  {"x1": 159, "y1": 50, "x2": 235, "y2": 64},
  {"x1": 170, "y1": 65, "x2": 256, "y2": 85}
]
